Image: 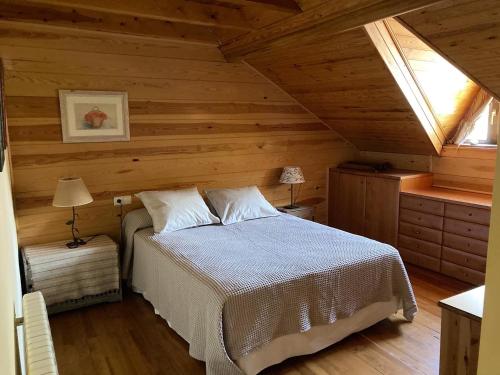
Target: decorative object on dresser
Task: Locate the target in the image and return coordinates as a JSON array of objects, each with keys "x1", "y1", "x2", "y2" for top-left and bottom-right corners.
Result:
[
  {"x1": 329, "y1": 168, "x2": 433, "y2": 247},
  {"x1": 52, "y1": 177, "x2": 93, "y2": 249},
  {"x1": 398, "y1": 187, "x2": 491, "y2": 285},
  {"x1": 439, "y1": 286, "x2": 483, "y2": 375},
  {"x1": 277, "y1": 205, "x2": 314, "y2": 221},
  {"x1": 59, "y1": 90, "x2": 130, "y2": 143},
  {"x1": 21, "y1": 235, "x2": 121, "y2": 314},
  {"x1": 279, "y1": 166, "x2": 305, "y2": 209},
  {"x1": 338, "y1": 161, "x2": 393, "y2": 172}
]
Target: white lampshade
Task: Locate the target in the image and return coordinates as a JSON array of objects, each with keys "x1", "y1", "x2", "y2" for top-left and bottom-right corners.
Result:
[
  {"x1": 52, "y1": 177, "x2": 93, "y2": 208},
  {"x1": 279, "y1": 166, "x2": 305, "y2": 184}
]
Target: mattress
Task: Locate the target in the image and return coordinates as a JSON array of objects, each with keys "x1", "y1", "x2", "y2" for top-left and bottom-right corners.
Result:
[{"x1": 128, "y1": 214, "x2": 417, "y2": 375}]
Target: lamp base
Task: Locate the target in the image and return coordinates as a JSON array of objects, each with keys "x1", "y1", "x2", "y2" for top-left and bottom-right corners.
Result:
[{"x1": 66, "y1": 238, "x2": 87, "y2": 249}]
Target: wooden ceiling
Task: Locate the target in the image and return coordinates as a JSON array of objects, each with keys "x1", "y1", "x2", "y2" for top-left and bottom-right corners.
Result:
[
  {"x1": 0, "y1": 0, "x2": 300, "y2": 45},
  {"x1": 241, "y1": 25, "x2": 437, "y2": 155},
  {"x1": 2, "y1": 0, "x2": 500, "y2": 156}
]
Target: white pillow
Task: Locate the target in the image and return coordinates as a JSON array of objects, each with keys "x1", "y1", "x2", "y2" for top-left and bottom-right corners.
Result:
[
  {"x1": 135, "y1": 187, "x2": 220, "y2": 233},
  {"x1": 205, "y1": 186, "x2": 279, "y2": 225}
]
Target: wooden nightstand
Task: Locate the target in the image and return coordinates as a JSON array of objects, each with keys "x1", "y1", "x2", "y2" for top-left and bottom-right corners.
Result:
[
  {"x1": 21, "y1": 235, "x2": 122, "y2": 314},
  {"x1": 277, "y1": 205, "x2": 315, "y2": 221}
]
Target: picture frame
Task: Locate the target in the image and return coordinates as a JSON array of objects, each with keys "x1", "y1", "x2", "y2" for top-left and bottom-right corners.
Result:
[
  {"x1": 59, "y1": 90, "x2": 130, "y2": 143},
  {"x1": 0, "y1": 59, "x2": 7, "y2": 172}
]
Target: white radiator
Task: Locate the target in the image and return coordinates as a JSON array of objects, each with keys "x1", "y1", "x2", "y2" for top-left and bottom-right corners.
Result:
[{"x1": 22, "y1": 292, "x2": 58, "y2": 375}]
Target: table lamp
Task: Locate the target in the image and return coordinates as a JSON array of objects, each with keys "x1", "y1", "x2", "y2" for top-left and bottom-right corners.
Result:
[
  {"x1": 279, "y1": 166, "x2": 305, "y2": 209},
  {"x1": 52, "y1": 177, "x2": 93, "y2": 249}
]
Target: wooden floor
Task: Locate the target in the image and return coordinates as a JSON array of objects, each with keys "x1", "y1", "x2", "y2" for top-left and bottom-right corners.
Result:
[{"x1": 50, "y1": 265, "x2": 470, "y2": 375}]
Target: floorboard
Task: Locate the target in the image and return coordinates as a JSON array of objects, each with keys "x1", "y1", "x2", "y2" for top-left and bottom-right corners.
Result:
[{"x1": 49, "y1": 265, "x2": 470, "y2": 375}]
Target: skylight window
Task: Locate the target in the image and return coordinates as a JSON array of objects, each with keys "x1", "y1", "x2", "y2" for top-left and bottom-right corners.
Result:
[{"x1": 384, "y1": 18, "x2": 481, "y2": 141}]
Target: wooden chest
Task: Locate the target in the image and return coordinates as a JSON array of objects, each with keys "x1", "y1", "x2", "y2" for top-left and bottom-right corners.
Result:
[{"x1": 398, "y1": 189, "x2": 491, "y2": 285}]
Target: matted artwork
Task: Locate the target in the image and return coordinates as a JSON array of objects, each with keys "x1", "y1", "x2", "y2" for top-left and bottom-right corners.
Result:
[{"x1": 59, "y1": 90, "x2": 130, "y2": 143}]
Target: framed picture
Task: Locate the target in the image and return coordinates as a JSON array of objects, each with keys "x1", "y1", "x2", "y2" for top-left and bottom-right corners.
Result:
[
  {"x1": 59, "y1": 90, "x2": 130, "y2": 143},
  {"x1": 0, "y1": 59, "x2": 7, "y2": 172}
]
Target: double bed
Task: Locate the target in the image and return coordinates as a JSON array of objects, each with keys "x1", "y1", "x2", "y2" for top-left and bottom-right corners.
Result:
[{"x1": 122, "y1": 209, "x2": 417, "y2": 375}]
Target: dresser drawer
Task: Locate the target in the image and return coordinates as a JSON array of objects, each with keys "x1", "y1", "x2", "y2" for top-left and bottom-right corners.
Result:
[
  {"x1": 398, "y1": 234, "x2": 441, "y2": 258},
  {"x1": 400, "y1": 208, "x2": 443, "y2": 230},
  {"x1": 399, "y1": 248, "x2": 440, "y2": 272},
  {"x1": 445, "y1": 203, "x2": 490, "y2": 225},
  {"x1": 443, "y1": 232, "x2": 488, "y2": 257},
  {"x1": 400, "y1": 195, "x2": 444, "y2": 216},
  {"x1": 443, "y1": 218, "x2": 490, "y2": 241},
  {"x1": 399, "y1": 221, "x2": 443, "y2": 244},
  {"x1": 441, "y1": 261, "x2": 485, "y2": 285},
  {"x1": 442, "y1": 247, "x2": 486, "y2": 272}
]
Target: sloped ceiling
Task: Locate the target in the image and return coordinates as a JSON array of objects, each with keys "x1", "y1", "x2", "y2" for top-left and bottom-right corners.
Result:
[
  {"x1": 399, "y1": 0, "x2": 500, "y2": 102},
  {"x1": 242, "y1": 26, "x2": 438, "y2": 155},
  {"x1": 221, "y1": 0, "x2": 500, "y2": 156}
]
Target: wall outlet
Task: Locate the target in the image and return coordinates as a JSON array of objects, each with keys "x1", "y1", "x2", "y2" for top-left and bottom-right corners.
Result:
[{"x1": 113, "y1": 195, "x2": 132, "y2": 206}]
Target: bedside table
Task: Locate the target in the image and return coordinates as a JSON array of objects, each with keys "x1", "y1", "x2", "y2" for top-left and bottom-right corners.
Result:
[
  {"x1": 277, "y1": 205, "x2": 315, "y2": 221},
  {"x1": 21, "y1": 235, "x2": 122, "y2": 314}
]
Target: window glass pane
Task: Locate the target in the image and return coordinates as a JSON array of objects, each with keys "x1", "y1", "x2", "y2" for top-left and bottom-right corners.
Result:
[{"x1": 466, "y1": 105, "x2": 490, "y2": 144}]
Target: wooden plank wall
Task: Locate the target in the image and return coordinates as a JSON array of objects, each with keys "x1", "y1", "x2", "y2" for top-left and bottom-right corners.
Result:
[
  {"x1": 360, "y1": 146, "x2": 496, "y2": 194},
  {"x1": 2, "y1": 22, "x2": 355, "y2": 246}
]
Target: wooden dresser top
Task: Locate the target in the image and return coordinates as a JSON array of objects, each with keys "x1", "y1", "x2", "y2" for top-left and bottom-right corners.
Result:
[
  {"x1": 334, "y1": 168, "x2": 432, "y2": 180},
  {"x1": 401, "y1": 186, "x2": 493, "y2": 208},
  {"x1": 439, "y1": 286, "x2": 484, "y2": 321}
]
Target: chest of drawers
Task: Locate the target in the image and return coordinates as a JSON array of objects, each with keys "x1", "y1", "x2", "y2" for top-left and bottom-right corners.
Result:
[{"x1": 398, "y1": 189, "x2": 491, "y2": 285}]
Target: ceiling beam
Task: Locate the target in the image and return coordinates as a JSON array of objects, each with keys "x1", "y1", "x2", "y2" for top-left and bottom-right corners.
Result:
[
  {"x1": 0, "y1": 1, "x2": 222, "y2": 45},
  {"x1": 24, "y1": 0, "x2": 254, "y2": 31},
  {"x1": 199, "y1": 0, "x2": 302, "y2": 14},
  {"x1": 220, "y1": 0, "x2": 445, "y2": 61}
]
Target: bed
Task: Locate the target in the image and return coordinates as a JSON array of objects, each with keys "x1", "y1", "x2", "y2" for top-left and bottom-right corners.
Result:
[{"x1": 122, "y1": 209, "x2": 417, "y2": 375}]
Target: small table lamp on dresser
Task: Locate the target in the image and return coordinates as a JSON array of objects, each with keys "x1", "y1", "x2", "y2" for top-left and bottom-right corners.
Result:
[
  {"x1": 280, "y1": 166, "x2": 305, "y2": 209},
  {"x1": 52, "y1": 176, "x2": 93, "y2": 249}
]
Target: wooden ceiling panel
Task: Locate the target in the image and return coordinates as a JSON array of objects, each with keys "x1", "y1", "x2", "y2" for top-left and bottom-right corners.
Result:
[
  {"x1": 398, "y1": 0, "x2": 500, "y2": 101},
  {"x1": 0, "y1": 1, "x2": 221, "y2": 44},
  {"x1": 220, "y1": 0, "x2": 445, "y2": 60},
  {"x1": 192, "y1": 0, "x2": 302, "y2": 14},
  {"x1": 24, "y1": 0, "x2": 254, "y2": 31},
  {"x1": 244, "y1": 26, "x2": 437, "y2": 155}
]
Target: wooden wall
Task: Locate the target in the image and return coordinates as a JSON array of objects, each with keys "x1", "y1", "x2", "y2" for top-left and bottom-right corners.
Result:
[
  {"x1": 360, "y1": 146, "x2": 496, "y2": 194},
  {"x1": 3, "y1": 22, "x2": 355, "y2": 246}
]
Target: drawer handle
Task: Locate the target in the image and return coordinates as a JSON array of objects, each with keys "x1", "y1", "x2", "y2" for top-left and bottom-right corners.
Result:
[
  {"x1": 415, "y1": 230, "x2": 421, "y2": 235},
  {"x1": 468, "y1": 213, "x2": 473, "y2": 217},
  {"x1": 418, "y1": 217, "x2": 422, "y2": 221},
  {"x1": 468, "y1": 228, "x2": 472, "y2": 232},
  {"x1": 467, "y1": 243, "x2": 471, "y2": 247}
]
